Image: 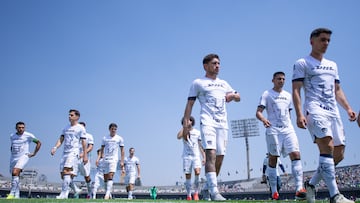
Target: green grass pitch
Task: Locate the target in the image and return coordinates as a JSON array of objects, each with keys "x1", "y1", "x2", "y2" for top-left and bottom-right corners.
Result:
[{"x1": 0, "y1": 199, "x2": 359, "y2": 203}]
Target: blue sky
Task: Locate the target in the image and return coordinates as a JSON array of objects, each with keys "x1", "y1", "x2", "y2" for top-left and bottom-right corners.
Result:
[{"x1": 1, "y1": 0, "x2": 359, "y2": 186}]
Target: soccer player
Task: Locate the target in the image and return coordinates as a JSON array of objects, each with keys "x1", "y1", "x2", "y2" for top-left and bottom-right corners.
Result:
[
  {"x1": 76, "y1": 121, "x2": 94, "y2": 198},
  {"x1": 177, "y1": 116, "x2": 205, "y2": 201},
  {"x1": 292, "y1": 28, "x2": 356, "y2": 203},
  {"x1": 51, "y1": 109, "x2": 88, "y2": 199},
  {"x1": 150, "y1": 186, "x2": 157, "y2": 200},
  {"x1": 99, "y1": 123, "x2": 125, "y2": 199},
  {"x1": 182, "y1": 53, "x2": 240, "y2": 201},
  {"x1": 124, "y1": 147, "x2": 141, "y2": 200},
  {"x1": 261, "y1": 153, "x2": 287, "y2": 198},
  {"x1": 7, "y1": 121, "x2": 41, "y2": 199},
  {"x1": 256, "y1": 71, "x2": 306, "y2": 200},
  {"x1": 92, "y1": 149, "x2": 105, "y2": 199}
]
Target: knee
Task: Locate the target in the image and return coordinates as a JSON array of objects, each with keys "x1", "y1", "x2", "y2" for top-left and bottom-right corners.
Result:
[{"x1": 333, "y1": 153, "x2": 344, "y2": 165}]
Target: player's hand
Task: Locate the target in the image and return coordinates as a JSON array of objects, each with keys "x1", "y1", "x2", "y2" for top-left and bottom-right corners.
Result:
[
  {"x1": 50, "y1": 147, "x2": 56, "y2": 156},
  {"x1": 262, "y1": 119, "x2": 271, "y2": 128},
  {"x1": 83, "y1": 157, "x2": 88, "y2": 164},
  {"x1": 296, "y1": 115, "x2": 307, "y2": 129},
  {"x1": 27, "y1": 153, "x2": 35, "y2": 158},
  {"x1": 95, "y1": 160, "x2": 99, "y2": 167},
  {"x1": 347, "y1": 110, "x2": 356, "y2": 122},
  {"x1": 225, "y1": 92, "x2": 236, "y2": 102}
]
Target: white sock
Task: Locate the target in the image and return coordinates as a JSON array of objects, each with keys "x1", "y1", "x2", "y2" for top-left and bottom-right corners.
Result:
[
  {"x1": 206, "y1": 172, "x2": 218, "y2": 194},
  {"x1": 106, "y1": 180, "x2": 113, "y2": 196},
  {"x1": 86, "y1": 181, "x2": 91, "y2": 194},
  {"x1": 291, "y1": 159, "x2": 304, "y2": 191},
  {"x1": 62, "y1": 175, "x2": 71, "y2": 198},
  {"x1": 267, "y1": 166, "x2": 278, "y2": 194},
  {"x1": 10, "y1": 176, "x2": 19, "y2": 196},
  {"x1": 194, "y1": 175, "x2": 200, "y2": 193},
  {"x1": 309, "y1": 166, "x2": 322, "y2": 186},
  {"x1": 185, "y1": 179, "x2": 192, "y2": 196},
  {"x1": 319, "y1": 156, "x2": 339, "y2": 197},
  {"x1": 69, "y1": 181, "x2": 79, "y2": 192}
]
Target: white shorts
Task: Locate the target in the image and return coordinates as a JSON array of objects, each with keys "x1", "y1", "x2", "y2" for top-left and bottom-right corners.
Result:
[
  {"x1": 201, "y1": 125, "x2": 228, "y2": 155},
  {"x1": 307, "y1": 113, "x2": 345, "y2": 146},
  {"x1": 183, "y1": 155, "x2": 202, "y2": 174},
  {"x1": 266, "y1": 131, "x2": 300, "y2": 157},
  {"x1": 78, "y1": 159, "x2": 91, "y2": 177},
  {"x1": 124, "y1": 173, "x2": 136, "y2": 185},
  {"x1": 9, "y1": 154, "x2": 30, "y2": 173},
  {"x1": 103, "y1": 158, "x2": 118, "y2": 174},
  {"x1": 60, "y1": 152, "x2": 79, "y2": 175}
]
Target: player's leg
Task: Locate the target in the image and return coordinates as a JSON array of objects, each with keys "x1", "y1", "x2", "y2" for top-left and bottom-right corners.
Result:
[
  {"x1": 104, "y1": 161, "x2": 116, "y2": 199},
  {"x1": 193, "y1": 165, "x2": 201, "y2": 200},
  {"x1": 183, "y1": 157, "x2": 192, "y2": 200},
  {"x1": 285, "y1": 132, "x2": 306, "y2": 200},
  {"x1": 265, "y1": 133, "x2": 280, "y2": 200},
  {"x1": 127, "y1": 174, "x2": 136, "y2": 200},
  {"x1": 83, "y1": 160, "x2": 92, "y2": 198}
]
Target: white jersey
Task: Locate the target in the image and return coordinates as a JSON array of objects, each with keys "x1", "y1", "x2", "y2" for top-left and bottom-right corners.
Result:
[
  {"x1": 292, "y1": 55, "x2": 340, "y2": 117},
  {"x1": 101, "y1": 134, "x2": 124, "y2": 161},
  {"x1": 124, "y1": 156, "x2": 140, "y2": 175},
  {"x1": 10, "y1": 131, "x2": 37, "y2": 159},
  {"x1": 62, "y1": 124, "x2": 87, "y2": 154},
  {"x1": 79, "y1": 132, "x2": 94, "y2": 157},
  {"x1": 188, "y1": 77, "x2": 236, "y2": 129},
  {"x1": 182, "y1": 128, "x2": 202, "y2": 158},
  {"x1": 258, "y1": 89, "x2": 295, "y2": 134}
]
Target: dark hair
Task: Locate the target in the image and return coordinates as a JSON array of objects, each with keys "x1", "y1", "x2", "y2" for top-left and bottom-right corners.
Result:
[
  {"x1": 203, "y1": 54, "x2": 219, "y2": 64},
  {"x1": 16, "y1": 121, "x2": 25, "y2": 127},
  {"x1": 109, "y1": 123, "x2": 118, "y2": 129},
  {"x1": 69, "y1": 109, "x2": 80, "y2": 117},
  {"x1": 79, "y1": 121, "x2": 86, "y2": 127},
  {"x1": 310, "y1": 28, "x2": 332, "y2": 39},
  {"x1": 181, "y1": 116, "x2": 195, "y2": 126},
  {"x1": 273, "y1": 71, "x2": 285, "y2": 79}
]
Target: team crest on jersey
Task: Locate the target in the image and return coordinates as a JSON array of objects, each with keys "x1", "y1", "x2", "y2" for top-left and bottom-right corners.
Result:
[{"x1": 321, "y1": 128, "x2": 327, "y2": 133}]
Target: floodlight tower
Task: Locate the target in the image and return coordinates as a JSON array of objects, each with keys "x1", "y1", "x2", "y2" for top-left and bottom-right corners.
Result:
[{"x1": 231, "y1": 118, "x2": 259, "y2": 180}]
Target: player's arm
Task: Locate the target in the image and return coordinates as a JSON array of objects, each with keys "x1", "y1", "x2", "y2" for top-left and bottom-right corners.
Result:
[
  {"x1": 29, "y1": 139, "x2": 41, "y2": 158},
  {"x1": 199, "y1": 140, "x2": 206, "y2": 165},
  {"x1": 177, "y1": 129, "x2": 184, "y2": 140},
  {"x1": 120, "y1": 146, "x2": 125, "y2": 171},
  {"x1": 256, "y1": 105, "x2": 271, "y2": 128},
  {"x1": 86, "y1": 143, "x2": 94, "y2": 154},
  {"x1": 136, "y1": 163, "x2": 141, "y2": 178},
  {"x1": 183, "y1": 99, "x2": 195, "y2": 140},
  {"x1": 292, "y1": 80, "x2": 307, "y2": 129},
  {"x1": 51, "y1": 135, "x2": 64, "y2": 156},
  {"x1": 335, "y1": 82, "x2": 356, "y2": 121},
  {"x1": 81, "y1": 138, "x2": 88, "y2": 164}
]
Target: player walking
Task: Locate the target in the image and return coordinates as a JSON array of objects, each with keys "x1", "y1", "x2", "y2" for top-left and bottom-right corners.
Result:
[
  {"x1": 51, "y1": 109, "x2": 88, "y2": 199},
  {"x1": 292, "y1": 28, "x2": 356, "y2": 203},
  {"x1": 7, "y1": 121, "x2": 41, "y2": 199},
  {"x1": 100, "y1": 123, "x2": 125, "y2": 199},
  {"x1": 256, "y1": 71, "x2": 306, "y2": 200},
  {"x1": 177, "y1": 116, "x2": 205, "y2": 201},
  {"x1": 124, "y1": 147, "x2": 141, "y2": 199},
  {"x1": 182, "y1": 54, "x2": 240, "y2": 201}
]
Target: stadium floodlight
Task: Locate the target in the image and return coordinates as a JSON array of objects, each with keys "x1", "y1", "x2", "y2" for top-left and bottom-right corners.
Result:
[{"x1": 231, "y1": 118, "x2": 259, "y2": 180}]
